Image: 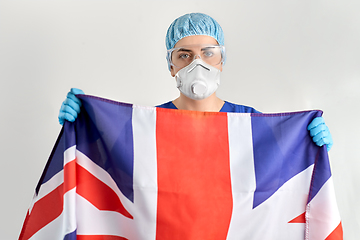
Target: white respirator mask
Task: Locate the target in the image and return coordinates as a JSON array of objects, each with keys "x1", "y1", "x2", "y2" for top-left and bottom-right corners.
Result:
[{"x1": 175, "y1": 59, "x2": 221, "y2": 100}]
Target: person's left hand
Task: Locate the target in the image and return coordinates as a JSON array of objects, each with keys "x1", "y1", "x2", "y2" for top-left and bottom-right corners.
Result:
[{"x1": 307, "y1": 117, "x2": 333, "y2": 151}]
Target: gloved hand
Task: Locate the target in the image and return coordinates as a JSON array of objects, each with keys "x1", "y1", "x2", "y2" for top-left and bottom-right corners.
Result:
[
  {"x1": 307, "y1": 117, "x2": 333, "y2": 151},
  {"x1": 58, "y1": 88, "x2": 84, "y2": 125}
]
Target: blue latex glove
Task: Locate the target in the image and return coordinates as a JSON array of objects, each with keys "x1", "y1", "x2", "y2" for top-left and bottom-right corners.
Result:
[
  {"x1": 307, "y1": 117, "x2": 333, "y2": 151},
  {"x1": 58, "y1": 88, "x2": 84, "y2": 125}
]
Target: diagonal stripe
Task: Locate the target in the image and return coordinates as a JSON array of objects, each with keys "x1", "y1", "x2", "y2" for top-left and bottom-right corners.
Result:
[
  {"x1": 26, "y1": 189, "x2": 77, "y2": 240},
  {"x1": 155, "y1": 109, "x2": 233, "y2": 239},
  {"x1": 29, "y1": 170, "x2": 63, "y2": 213},
  {"x1": 289, "y1": 212, "x2": 306, "y2": 223},
  {"x1": 76, "y1": 163, "x2": 133, "y2": 219},
  {"x1": 325, "y1": 222, "x2": 343, "y2": 240},
  {"x1": 64, "y1": 160, "x2": 76, "y2": 193},
  {"x1": 19, "y1": 184, "x2": 64, "y2": 240},
  {"x1": 21, "y1": 143, "x2": 77, "y2": 240}
]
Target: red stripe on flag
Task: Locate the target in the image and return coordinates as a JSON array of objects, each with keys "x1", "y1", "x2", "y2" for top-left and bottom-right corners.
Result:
[
  {"x1": 76, "y1": 163, "x2": 133, "y2": 219},
  {"x1": 19, "y1": 184, "x2": 64, "y2": 240},
  {"x1": 288, "y1": 212, "x2": 306, "y2": 223},
  {"x1": 77, "y1": 235, "x2": 128, "y2": 240},
  {"x1": 18, "y1": 211, "x2": 30, "y2": 240},
  {"x1": 156, "y1": 110, "x2": 233, "y2": 239},
  {"x1": 325, "y1": 222, "x2": 343, "y2": 240},
  {"x1": 64, "y1": 159, "x2": 76, "y2": 193}
]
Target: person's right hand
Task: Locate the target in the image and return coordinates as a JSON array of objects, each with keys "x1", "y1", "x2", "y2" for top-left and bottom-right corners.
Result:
[{"x1": 58, "y1": 88, "x2": 84, "y2": 125}]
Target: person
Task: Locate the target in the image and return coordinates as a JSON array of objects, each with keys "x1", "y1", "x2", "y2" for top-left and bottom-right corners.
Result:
[{"x1": 58, "y1": 13, "x2": 333, "y2": 151}]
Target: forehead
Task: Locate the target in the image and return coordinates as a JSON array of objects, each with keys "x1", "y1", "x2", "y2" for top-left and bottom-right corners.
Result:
[{"x1": 174, "y1": 35, "x2": 218, "y2": 48}]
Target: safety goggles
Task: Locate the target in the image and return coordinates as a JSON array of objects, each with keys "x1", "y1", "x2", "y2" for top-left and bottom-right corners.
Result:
[{"x1": 167, "y1": 44, "x2": 225, "y2": 69}]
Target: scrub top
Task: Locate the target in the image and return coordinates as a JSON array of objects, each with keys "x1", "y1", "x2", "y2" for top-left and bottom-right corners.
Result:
[{"x1": 156, "y1": 101, "x2": 260, "y2": 113}]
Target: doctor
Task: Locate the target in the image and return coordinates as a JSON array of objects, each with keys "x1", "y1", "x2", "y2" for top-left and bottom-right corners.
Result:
[{"x1": 58, "y1": 13, "x2": 333, "y2": 151}]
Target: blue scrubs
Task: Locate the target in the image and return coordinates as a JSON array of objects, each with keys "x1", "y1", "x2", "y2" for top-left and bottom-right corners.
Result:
[{"x1": 156, "y1": 101, "x2": 260, "y2": 113}]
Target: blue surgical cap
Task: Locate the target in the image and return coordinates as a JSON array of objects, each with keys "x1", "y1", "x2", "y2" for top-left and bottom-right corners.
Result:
[{"x1": 165, "y1": 13, "x2": 225, "y2": 50}]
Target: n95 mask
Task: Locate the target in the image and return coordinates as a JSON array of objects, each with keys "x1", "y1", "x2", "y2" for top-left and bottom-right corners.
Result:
[{"x1": 175, "y1": 59, "x2": 221, "y2": 100}]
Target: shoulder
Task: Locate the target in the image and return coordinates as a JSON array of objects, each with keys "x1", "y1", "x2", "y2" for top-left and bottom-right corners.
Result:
[
  {"x1": 220, "y1": 101, "x2": 261, "y2": 113},
  {"x1": 155, "y1": 101, "x2": 178, "y2": 109}
]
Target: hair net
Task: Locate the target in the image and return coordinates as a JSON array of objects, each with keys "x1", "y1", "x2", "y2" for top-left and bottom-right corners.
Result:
[{"x1": 165, "y1": 13, "x2": 225, "y2": 50}]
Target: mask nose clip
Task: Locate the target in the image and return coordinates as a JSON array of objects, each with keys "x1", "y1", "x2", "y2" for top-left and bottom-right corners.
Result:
[{"x1": 187, "y1": 59, "x2": 210, "y2": 73}]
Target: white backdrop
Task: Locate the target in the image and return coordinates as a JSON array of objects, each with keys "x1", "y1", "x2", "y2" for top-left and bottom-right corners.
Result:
[{"x1": 1, "y1": 1, "x2": 359, "y2": 239}]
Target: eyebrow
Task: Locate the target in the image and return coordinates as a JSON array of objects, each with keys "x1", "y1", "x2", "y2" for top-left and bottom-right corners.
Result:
[{"x1": 176, "y1": 48, "x2": 192, "y2": 52}]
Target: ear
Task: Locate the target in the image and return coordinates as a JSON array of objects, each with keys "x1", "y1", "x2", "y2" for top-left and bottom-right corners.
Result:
[
  {"x1": 217, "y1": 63, "x2": 223, "y2": 72},
  {"x1": 170, "y1": 66, "x2": 176, "y2": 77}
]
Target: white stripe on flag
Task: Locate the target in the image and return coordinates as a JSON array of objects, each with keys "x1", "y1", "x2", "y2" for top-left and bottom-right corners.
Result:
[
  {"x1": 226, "y1": 113, "x2": 257, "y2": 240},
  {"x1": 131, "y1": 105, "x2": 158, "y2": 240},
  {"x1": 64, "y1": 145, "x2": 76, "y2": 165},
  {"x1": 63, "y1": 146, "x2": 77, "y2": 237},
  {"x1": 76, "y1": 194, "x2": 135, "y2": 238},
  {"x1": 307, "y1": 177, "x2": 342, "y2": 240}
]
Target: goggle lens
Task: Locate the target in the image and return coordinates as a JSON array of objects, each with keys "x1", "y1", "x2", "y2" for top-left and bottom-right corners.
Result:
[{"x1": 168, "y1": 45, "x2": 225, "y2": 68}]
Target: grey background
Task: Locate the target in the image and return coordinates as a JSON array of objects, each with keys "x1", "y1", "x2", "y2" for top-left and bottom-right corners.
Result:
[{"x1": 1, "y1": 1, "x2": 359, "y2": 239}]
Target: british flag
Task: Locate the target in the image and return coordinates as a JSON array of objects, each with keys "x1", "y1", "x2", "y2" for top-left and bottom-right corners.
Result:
[{"x1": 19, "y1": 95, "x2": 342, "y2": 240}]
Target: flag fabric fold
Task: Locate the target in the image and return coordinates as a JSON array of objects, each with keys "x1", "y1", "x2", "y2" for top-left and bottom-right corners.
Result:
[{"x1": 19, "y1": 95, "x2": 342, "y2": 240}]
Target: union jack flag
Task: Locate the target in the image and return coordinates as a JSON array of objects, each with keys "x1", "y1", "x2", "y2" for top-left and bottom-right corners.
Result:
[{"x1": 19, "y1": 95, "x2": 342, "y2": 240}]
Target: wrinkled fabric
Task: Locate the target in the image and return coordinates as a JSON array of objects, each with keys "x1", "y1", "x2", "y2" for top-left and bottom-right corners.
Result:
[
  {"x1": 156, "y1": 101, "x2": 260, "y2": 113},
  {"x1": 165, "y1": 13, "x2": 224, "y2": 50}
]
